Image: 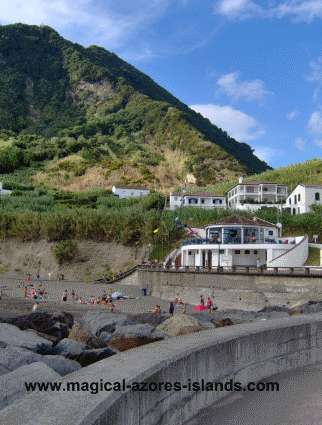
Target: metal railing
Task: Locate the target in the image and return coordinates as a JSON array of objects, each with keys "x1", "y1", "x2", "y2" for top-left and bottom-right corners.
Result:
[{"x1": 137, "y1": 264, "x2": 322, "y2": 277}]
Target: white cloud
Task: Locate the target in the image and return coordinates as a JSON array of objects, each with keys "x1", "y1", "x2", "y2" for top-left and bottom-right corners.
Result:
[
  {"x1": 216, "y1": 71, "x2": 273, "y2": 102},
  {"x1": 0, "y1": 0, "x2": 169, "y2": 49},
  {"x1": 295, "y1": 137, "x2": 305, "y2": 150},
  {"x1": 190, "y1": 103, "x2": 265, "y2": 141},
  {"x1": 215, "y1": 0, "x2": 263, "y2": 19},
  {"x1": 308, "y1": 111, "x2": 322, "y2": 135},
  {"x1": 272, "y1": 1, "x2": 322, "y2": 23},
  {"x1": 252, "y1": 146, "x2": 282, "y2": 164},
  {"x1": 286, "y1": 111, "x2": 300, "y2": 120},
  {"x1": 314, "y1": 139, "x2": 322, "y2": 147},
  {"x1": 215, "y1": 0, "x2": 322, "y2": 23},
  {"x1": 305, "y1": 56, "x2": 322, "y2": 83}
]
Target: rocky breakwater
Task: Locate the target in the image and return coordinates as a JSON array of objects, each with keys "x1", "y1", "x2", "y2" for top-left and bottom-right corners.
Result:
[{"x1": 0, "y1": 310, "x2": 171, "y2": 411}]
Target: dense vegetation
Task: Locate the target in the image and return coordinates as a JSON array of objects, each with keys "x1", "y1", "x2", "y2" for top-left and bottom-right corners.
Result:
[{"x1": 0, "y1": 23, "x2": 271, "y2": 188}]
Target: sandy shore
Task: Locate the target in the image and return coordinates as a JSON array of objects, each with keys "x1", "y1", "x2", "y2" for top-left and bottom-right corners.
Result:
[{"x1": 0, "y1": 275, "x2": 198, "y2": 320}]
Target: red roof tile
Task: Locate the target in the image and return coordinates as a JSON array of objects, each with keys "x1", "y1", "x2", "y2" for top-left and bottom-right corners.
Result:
[{"x1": 205, "y1": 214, "x2": 277, "y2": 227}]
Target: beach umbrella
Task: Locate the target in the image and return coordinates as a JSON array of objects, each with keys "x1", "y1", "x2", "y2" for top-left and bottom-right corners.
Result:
[
  {"x1": 112, "y1": 292, "x2": 123, "y2": 299},
  {"x1": 193, "y1": 305, "x2": 207, "y2": 311}
]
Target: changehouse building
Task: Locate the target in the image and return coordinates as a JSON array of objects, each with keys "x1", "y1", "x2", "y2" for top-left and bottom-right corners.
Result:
[
  {"x1": 169, "y1": 191, "x2": 226, "y2": 210},
  {"x1": 178, "y1": 215, "x2": 308, "y2": 269},
  {"x1": 112, "y1": 186, "x2": 150, "y2": 199}
]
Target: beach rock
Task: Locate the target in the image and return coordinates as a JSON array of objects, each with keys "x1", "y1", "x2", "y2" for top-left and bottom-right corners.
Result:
[
  {"x1": 108, "y1": 336, "x2": 163, "y2": 352},
  {"x1": 68, "y1": 323, "x2": 107, "y2": 349},
  {"x1": 40, "y1": 355, "x2": 82, "y2": 376},
  {"x1": 0, "y1": 343, "x2": 81, "y2": 377},
  {"x1": 259, "y1": 306, "x2": 290, "y2": 313},
  {"x1": 289, "y1": 310, "x2": 303, "y2": 315},
  {"x1": 0, "y1": 323, "x2": 52, "y2": 354},
  {"x1": 52, "y1": 311, "x2": 74, "y2": 328},
  {"x1": 0, "y1": 312, "x2": 56, "y2": 333},
  {"x1": 99, "y1": 332, "x2": 114, "y2": 343},
  {"x1": 64, "y1": 347, "x2": 119, "y2": 367},
  {"x1": 112, "y1": 324, "x2": 166, "y2": 340},
  {"x1": 156, "y1": 315, "x2": 206, "y2": 336},
  {"x1": 0, "y1": 362, "x2": 61, "y2": 411},
  {"x1": 211, "y1": 318, "x2": 234, "y2": 328},
  {"x1": 23, "y1": 329, "x2": 59, "y2": 345},
  {"x1": 51, "y1": 339, "x2": 91, "y2": 355},
  {"x1": 78, "y1": 311, "x2": 135, "y2": 336},
  {"x1": 127, "y1": 313, "x2": 168, "y2": 328}
]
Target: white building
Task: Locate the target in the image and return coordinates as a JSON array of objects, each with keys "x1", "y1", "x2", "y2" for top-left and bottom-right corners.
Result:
[
  {"x1": 175, "y1": 214, "x2": 308, "y2": 268},
  {"x1": 112, "y1": 186, "x2": 150, "y2": 199},
  {"x1": 0, "y1": 182, "x2": 11, "y2": 195},
  {"x1": 285, "y1": 184, "x2": 322, "y2": 215},
  {"x1": 169, "y1": 191, "x2": 226, "y2": 210},
  {"x1": 228, "y1": 177, "x2": 288, "y2": 209}
]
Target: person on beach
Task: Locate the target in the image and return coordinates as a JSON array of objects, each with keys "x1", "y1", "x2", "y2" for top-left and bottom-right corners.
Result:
[
  {"x1": 38, "y1": 282, "x2": 42, "y2": 287},
  {"x1": 32, "y1": 301, "x2": 40, "y2": 312},
  {"x1": 257, "y1": 258, "x2": 261, "y2": 269},
  {"x1": 24, "y1": 286, "x2": 27, "y2": 298},
  {"x1": 174, "y1": 297, "x2": 179, "y2": 305},
  {"x1": 0, "y1": 291, "x2": 2, "y2": 300},
  {"x1": 182, "y1": 303, "x2": 186, "y2": 314},
  {"x1": 200, "y1": 295, "x2": 204, "y2": 306},
  {"x1": 169, "y1": 301, "x2": 174, "y2": 317},
  {"x1": 78, "y1": 297, "x2": 83, "y2": 303},
  {"x1": 36, "y1": 273, "x2": 40, "y2": 280},
  {"x1": 206, "y1": 297, "x2": 213, "y2": 313},
  {"x1": 48, "y1": 272, "x2": 51, "y2": 280},
  {"x1": 101, "y1": 292, "x2": 107, "y2": 304},
  {"x1": 27, "y1": 274, "x2": 31, "y2": 282},
  {"x1": 147, "y1": 305, "x2": 161, "y2": 314},
  {"x1": 31, "y1": 289, "x2": 36, "y2": 299},
  {"x1": 71, "y1": 290, "x2": 75, "y2": 299},
  {"x1": 108, "y1": 299, "x2": 114, "y2": 311},
  {"x1": 62, "y1": 290, "x2": 67, "y2": 305}
]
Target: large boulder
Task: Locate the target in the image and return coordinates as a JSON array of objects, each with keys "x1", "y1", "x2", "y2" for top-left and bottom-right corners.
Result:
[
  {"x1": 52, "y1": 311, "x2": 74, "y2": 328},
  {"x1": 68, "y1": 323, "x2": 107, "y2": 349},
  {"x1": 156, "y1": 315, "x2": 206, "y2": 337},
  {"x1": 0, "y1": 342, "x2": 81, "y2": 377},
  {"x1": 112, "y1": 324, "x2": 166, "y2": 340},
  {"x1": 64, "y1": 347, "x2": 119, "y2": 367},
  {"x1": 0, "y1": 312, "x2": 56, "y2": 332},
  {"x1": 23, "y1": 329, "x2": 59, "y2": 345},
  {"x1": 51, "y1": 339, "x2": 91, "y2": 356},
  {"x1": 108, "y1": 336, "x2": 163, "y2": 352},
  {"x1": 78, "y1": 312, "x2": 135, "y2": 336},
  {"x1": 127, "y1": 313, "x2": 168, "y2": 328},
  {"x1": 0, "y1": 323, "x2": 52, "y2": 354},
  {"x1": 211, "y1": 318, "x2": 234, "y2": 328},
  {"x1": 0, "y1": 362, "x2": 61, "y2": 411}
]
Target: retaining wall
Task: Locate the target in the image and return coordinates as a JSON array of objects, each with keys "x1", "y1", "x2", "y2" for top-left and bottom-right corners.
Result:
[
  {"x1": 138, "y1": 269, "x2": 322, "y2": 309},
  {"x1": 2, "y1": 314, "x2": 322, "y2": 424}
]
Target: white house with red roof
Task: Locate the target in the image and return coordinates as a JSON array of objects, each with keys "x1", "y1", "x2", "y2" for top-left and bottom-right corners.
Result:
[
  {"x1": 285, "y1": 184, "x2": 322, "y2": 215},
  {"x1": 112, "y1": 185, "x2": 150, "y2": 199},
  {"x1": 169, "y1": 191, "x2": 226, "y2": 210},
  {"x1": 176, "y1": 214, "x2": 308, "y2": 268},
  {"x1": 227, "y1": 177, "x2": 288, "y2": 210}
]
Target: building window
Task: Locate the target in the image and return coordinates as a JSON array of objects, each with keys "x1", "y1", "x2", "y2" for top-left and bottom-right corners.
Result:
[
  {"x1": 298, "y1": 194, "x2": 300, "y2": 201},
  {"x1": 294, "y1": 195, "x2": 297, "y2": 204},
  {"x1": 315, "y1": 192, "x2": 320, "y2": 201},
  {"x1": 219, "y1": 249, "x2": 224, "y2": 254},
  {"x1": 268, "y1": 230, "x2": 273, "y2": 235},
  {"x1": 289, "y1": 198, "x2": 291, "y2": 204},
  {"x1": 245, "y1": 250, "x2": 250, "y2": 254},
  {"x1": 201, "y1": 199, "x2": 205, "y2": 204},
  {"x1": 188, "y1": 251, "x2": 192, "y2": 255},
  {"x1": 293, "y1": 208, "x2": 296, "y2": 215},
  {"x1": 213, "y1": 199, "x2": 216, "y2": 204},
  {"x1": 254, "y1": 250, "x2": 258, "y2": 255},
  {"x1": 219, "y1": 199, "x2": 222, "y2": 204},
  {"x1": 235, "y1": 250, "x2": 240, "y2": 254},
  {"x1": 298, "y1": 207, "x2": 300, "y2": 214},
  {"x1": 174, "y1": 197, "x2": 177, "y2": 201}
]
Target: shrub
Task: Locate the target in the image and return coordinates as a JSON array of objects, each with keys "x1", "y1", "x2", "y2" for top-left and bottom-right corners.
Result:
[{"x1": 51, "y1": 240, "x2": 78, "y2": 264}]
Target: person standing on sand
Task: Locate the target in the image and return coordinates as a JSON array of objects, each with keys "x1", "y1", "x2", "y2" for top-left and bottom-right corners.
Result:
[
  {"x1": 24, "y1": 286, "x2": 27, "y2": 298},
  {"x1": 27, "y1": 274, "x2": 30, "y2": 282},
  {"x1": 48, "y1": 272, "x2": 51, "y2": 280},
  {"x1": 200, "y1": 295, "x2": 204, "y2": 306},
  {"x1": 62, "y1": 290, "x2": 67, "y2": 305},
  {"x1": 169, "y1": 301, "x2": 174, "y2": 317},
  {"x1": 206, "y1": 297, "x2": 213, "y2": 313},
  {"x1": 182, "y1": 303, "x2": 186, "y2": 314},
  {"x1": 71, "y1": 290, "x2": 75, "y2": 299},
  {"x1": 32, "y1": 301, "x2": 40, "y2": 312}
]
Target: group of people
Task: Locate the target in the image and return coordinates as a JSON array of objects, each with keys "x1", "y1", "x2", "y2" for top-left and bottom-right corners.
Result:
[
  {"x1": 200, "y1": 295, "x2": 217, "y2": 313},
  {"x1": 141, "y1": 258, "x2": 158, "y2": 266},
  {"x1": 62, "y1": 289, "x2": 117, "y2": 311},
  {"x1": 22, "y1": 282, "x2": 46, "y2": 300}
]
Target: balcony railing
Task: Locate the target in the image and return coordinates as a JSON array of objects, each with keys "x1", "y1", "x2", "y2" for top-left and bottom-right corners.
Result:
[{"x1": 181, "y1": 238, "x2": 296, "y2": 246}]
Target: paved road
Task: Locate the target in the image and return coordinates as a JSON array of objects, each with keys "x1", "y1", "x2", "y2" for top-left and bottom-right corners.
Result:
[{"x1": 184, "y1": 362, "x2": 322, "y2": 425}]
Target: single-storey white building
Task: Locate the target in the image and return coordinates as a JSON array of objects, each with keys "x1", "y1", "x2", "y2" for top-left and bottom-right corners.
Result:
[
  {"x1": 112, "y1": 186, "x2": 150, "y2": 199},
  {"x1": 169, "y1": 191, "x2": 226, "y2": 210},
  {"x1": 176, "y1": 214, "x2": 308, "y2": 268},
  {"x1": 285, "y1": 184, "x2": 322, "y2": 214},
  {"x1": 0, "y1": 181, "x2": 11, "y2": 195}
]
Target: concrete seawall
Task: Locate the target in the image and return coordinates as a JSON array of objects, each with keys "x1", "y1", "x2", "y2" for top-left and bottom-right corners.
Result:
[
  {"x1": 138, "y1": 269, "x2": 322, "y2": 310},
  {"x1": 2, "y1": 314, "x2": 322, "y2": 424}
]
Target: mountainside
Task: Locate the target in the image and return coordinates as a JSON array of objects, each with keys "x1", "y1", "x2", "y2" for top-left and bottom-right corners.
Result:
[{"x1": 0, "y1": 23, "x2": 271, "y2": 190}]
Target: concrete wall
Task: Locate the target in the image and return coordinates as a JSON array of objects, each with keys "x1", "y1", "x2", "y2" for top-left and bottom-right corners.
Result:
[
  {"x1": 269, "y1": 235, "x2": 308, "y2": 267},
  {"x1": 138, "y1": 268, "x2": 322, "y2": 310},
  {"x1": 3, "y1": 314, "x2": 322, "y2": 425}
]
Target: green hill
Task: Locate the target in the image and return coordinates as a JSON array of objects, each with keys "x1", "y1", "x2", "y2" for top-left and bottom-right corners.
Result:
[{"x1": 0, "y1": 23, "x2": 271, "y2": 190}]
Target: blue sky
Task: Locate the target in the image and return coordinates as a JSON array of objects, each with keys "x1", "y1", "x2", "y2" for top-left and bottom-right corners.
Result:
[{"x1": 1, "y1": 1, "x2": 322, "y2": 169}]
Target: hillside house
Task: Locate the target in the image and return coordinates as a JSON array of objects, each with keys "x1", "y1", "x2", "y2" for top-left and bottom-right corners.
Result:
[
  {"x1": 227, "y1": 177, "x2": 288, "y2": 210},
  {"x1": 285, "y1": 184, "x2": 322, "y2": 214},
  {"x1": 0, "y1": 182, "x2": 11, "y2": 195},
  {"x1": 112, "y1": 186, "x2": 150, "y2": 199},
  {"x1": 169, "y1": 191, "x2": 226, "y2": 210}
]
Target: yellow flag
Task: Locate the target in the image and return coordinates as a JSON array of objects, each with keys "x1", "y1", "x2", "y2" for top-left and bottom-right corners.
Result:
[{"x1": 154, "y1": 229, "x2": 159, "y2": 233}]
